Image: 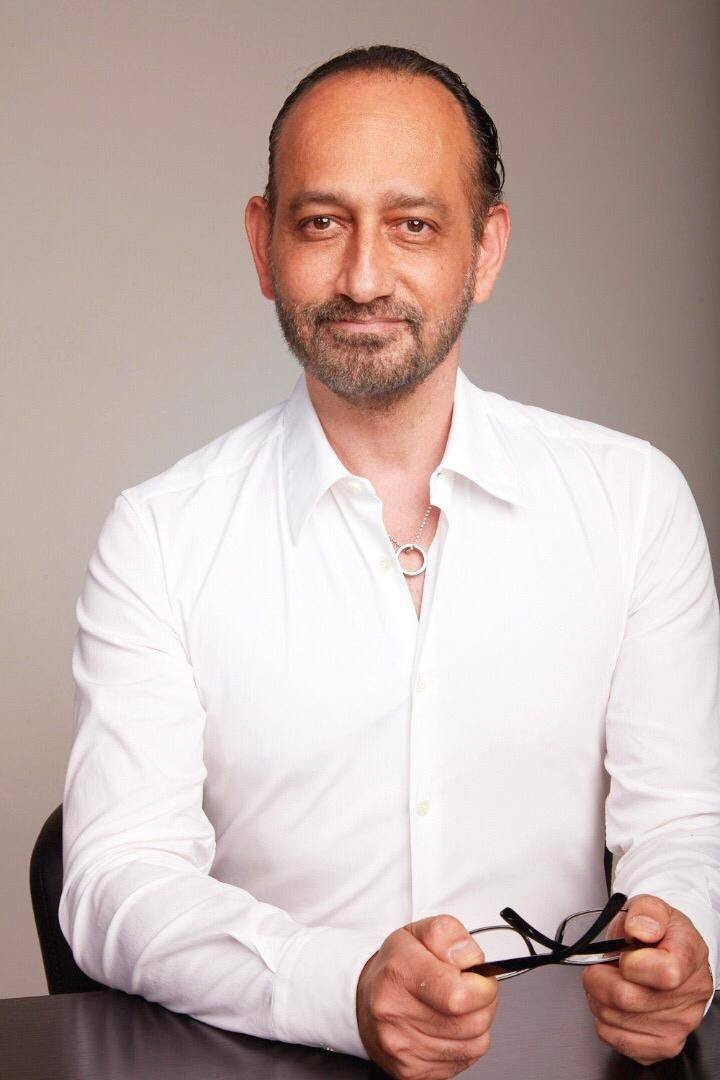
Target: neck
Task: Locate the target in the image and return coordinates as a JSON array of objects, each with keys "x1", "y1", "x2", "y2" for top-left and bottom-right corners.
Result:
[{"x1": 304, "y1": 352, "x2": 459, "y2": 487}]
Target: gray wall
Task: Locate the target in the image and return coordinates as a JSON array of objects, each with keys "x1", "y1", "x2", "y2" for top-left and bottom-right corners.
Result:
[{"x1": 2, "y1": 0, "x2": 718, "y2": 998}]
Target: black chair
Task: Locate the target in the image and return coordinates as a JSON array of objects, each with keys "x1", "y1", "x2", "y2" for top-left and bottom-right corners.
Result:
[{"x1": 29, "y1": 804, "x2": 107, "y2": 994}]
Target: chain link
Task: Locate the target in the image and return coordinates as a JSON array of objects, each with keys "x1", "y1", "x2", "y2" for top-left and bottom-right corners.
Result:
[{"x1": 387, "y1": 503, "x2": 432, "y2": 550}]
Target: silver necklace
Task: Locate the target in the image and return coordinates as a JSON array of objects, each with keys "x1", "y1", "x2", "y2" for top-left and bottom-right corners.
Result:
[{"x1": 387, "y1": 504, "x2": 432, "y2": 577}]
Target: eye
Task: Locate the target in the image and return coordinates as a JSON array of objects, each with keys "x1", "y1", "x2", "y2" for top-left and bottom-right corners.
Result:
[
  {"x1": 401, "y1": 218, "x2": 433, "y2": 236},
  {"x1": 301, "y1": 216, "x2": 335, "y2": 232}
]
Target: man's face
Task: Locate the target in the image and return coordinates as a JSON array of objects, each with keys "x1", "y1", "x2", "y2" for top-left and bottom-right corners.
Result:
[{"x1": 264, "y1": 72, "x2": 482, "y2": 406}]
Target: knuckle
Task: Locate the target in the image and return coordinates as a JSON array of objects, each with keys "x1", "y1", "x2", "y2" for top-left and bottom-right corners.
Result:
[
  {"x1": 429, "y1": 913, "x2": 463, "y2": 944},
  {"x1": 585, "y1": 996, "x2": 601, "y2": 1019},
  {"x1": 595, "y1": 1019, "x2": 634, "y2": 1059},
  {"x1": 474, "y1": 1005, "x2": 495, "y2": 1036},
  {"x1": 384, "y1": 956, "x2": 408, "y2": 991},
  {"x1": 687, "y1": 1004, "x2": 705, "y2": 1032},
  {"x1": 472, "y1": 1032, "x2": 491, "y2": 1058},
  {"x1": 598, "y1": 1004, "x2": 617, "y2": 1025},
  {"x1": 378, "y1": 1025, "x2": 407, "y2": 1059},
  {"x1": 612, "y1": 982, "x2": 641, "y2": 1012},
  {"x1": 446, "y1": 985, "x2": 470, "y2": 1016},
  {"x1": 372, "y1": 988, "x2": 401, "y2": 1025},
  {"x1": 659, "y1": 961, "x2": 683, "y2": 991}
]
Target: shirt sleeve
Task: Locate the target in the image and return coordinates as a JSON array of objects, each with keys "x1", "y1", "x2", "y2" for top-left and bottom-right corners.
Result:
[
  {"x1": 59, "y1": 493, "x2": 380, "y2": 1056},
  {"x1": 605, "y1": 443, "x2": 720, "y2": 1013}
]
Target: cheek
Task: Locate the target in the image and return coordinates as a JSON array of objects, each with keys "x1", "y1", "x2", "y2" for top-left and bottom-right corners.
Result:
[
  {"x1": 273, "y1": 238, "x2": 338, "y2": 303},
  {"x1": 408, "y1": 260, "x2": 470, "y2": 318}
]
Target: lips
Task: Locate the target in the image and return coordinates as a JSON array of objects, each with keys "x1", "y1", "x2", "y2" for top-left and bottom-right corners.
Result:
[{"x1": 327, "y1": 318, "x2": 405, "y2": 326}]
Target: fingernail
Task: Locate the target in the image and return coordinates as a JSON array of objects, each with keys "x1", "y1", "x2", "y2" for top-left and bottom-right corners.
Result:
[
  {"x1": 448, "y1": 940, "x2": 483, "y2": 965},
  {"x1": 627, "y1": 915, "x2": 661, "y2": 937}
]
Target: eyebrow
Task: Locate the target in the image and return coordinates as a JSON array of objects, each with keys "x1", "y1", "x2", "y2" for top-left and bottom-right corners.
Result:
[{"x1": 287, "y1": 189, "x2": 450, "y2": 216}]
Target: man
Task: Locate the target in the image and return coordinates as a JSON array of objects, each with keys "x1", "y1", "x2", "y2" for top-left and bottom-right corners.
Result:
[{"x1": 60, "y1": 45, "x2": 719, "y2": 1078}]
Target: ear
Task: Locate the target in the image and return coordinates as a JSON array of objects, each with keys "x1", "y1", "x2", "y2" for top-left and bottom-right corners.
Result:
[
  {"x1": 472, "y1": 203, "x2": 511, "y2": 305},
  {"x1": 244, "y1": 195, "x2": 275, "y2": 300}
]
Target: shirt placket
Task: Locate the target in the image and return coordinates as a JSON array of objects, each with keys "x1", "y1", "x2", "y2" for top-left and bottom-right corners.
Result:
[
  {"x1": 406, "y1": 469, "x2": 455, "y2": 922},
  {"x1": 336, "y1": 468, "x2": 455, "y2": 924}
]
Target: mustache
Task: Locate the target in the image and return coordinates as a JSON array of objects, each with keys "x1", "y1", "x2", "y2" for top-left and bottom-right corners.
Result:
[{"x1": 310, "y1": 298, "x2": 423, "y2": 330}]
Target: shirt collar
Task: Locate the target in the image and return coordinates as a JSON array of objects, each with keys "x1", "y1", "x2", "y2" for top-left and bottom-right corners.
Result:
[
  {"x1": 440, "y1": 367, "x2": 529, "y2": 509},
  {"x1": 282, "y1": 366, "x2": 528, "y2": 545}
]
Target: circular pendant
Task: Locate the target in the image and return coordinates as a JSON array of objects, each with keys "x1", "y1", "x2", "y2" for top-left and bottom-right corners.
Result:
[{"x1": 395, "y1": 543, "x2": 427, "y2": 577}]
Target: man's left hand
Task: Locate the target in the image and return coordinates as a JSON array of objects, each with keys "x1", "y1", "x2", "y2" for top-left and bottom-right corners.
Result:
[{"x1": 582, "y1": 894, "x2": 714, "y2": 1066}]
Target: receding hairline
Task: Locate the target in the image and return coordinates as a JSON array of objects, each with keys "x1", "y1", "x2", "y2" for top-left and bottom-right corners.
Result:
[{"x1": 267, "y1": 67, "x2": 482, "y2": 218}]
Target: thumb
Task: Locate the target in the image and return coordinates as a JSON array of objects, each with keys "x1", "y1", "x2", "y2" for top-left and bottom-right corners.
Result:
[
  {"x1": 447, "y1": 933, "x2": 486, "y2": 971},
  {"x1": 624, "y1": 894, "x2": 671, "y2": 945}
]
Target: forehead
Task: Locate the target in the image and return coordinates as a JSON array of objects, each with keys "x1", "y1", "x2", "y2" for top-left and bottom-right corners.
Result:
[{"x1": 273, "y1": 71, "x2": 475, "y2": 207}]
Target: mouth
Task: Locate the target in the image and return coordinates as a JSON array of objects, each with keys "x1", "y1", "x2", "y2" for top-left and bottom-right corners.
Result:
[{"x1": 326, "y1": 318, "x2": 405, "y2": 332}]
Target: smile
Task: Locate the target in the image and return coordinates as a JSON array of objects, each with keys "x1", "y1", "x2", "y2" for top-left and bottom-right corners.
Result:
[{"x1": 327, "y1": 319, "x2": 405, "y2": 331}]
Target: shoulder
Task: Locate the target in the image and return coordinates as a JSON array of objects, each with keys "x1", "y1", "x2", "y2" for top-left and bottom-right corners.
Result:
[
  {"x1": 483, "y1": 387, "x2": 648, "y2": 458},
  {"x1": 479, "y1": 383, "x2": 703, "y2": 547},
  {"x1": 118, "y1": 397, "x2": 286, "y2": 512},
  {"x1": 475, "y1": 382, "x2": 698, "y2": 528},
  {"x1": 479, "y1": 384, "x2": 656, "y2": 491}
]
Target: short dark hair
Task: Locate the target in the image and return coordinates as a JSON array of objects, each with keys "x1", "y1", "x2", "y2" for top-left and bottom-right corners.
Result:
[{"x1": 263, "y1": 44, "x2": 505, "y2": 241}]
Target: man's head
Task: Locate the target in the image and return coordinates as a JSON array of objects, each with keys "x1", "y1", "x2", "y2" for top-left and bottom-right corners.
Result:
[{"x1": 245, "y1": 45, "x2": 510, "y2": 409}]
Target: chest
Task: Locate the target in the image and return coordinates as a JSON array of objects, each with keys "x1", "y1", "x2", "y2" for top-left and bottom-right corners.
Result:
[{"x1": 180, "y1": 487, "x2": 625, "y2": 791}]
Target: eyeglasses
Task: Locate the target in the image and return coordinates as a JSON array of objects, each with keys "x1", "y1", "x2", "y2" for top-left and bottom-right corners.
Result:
[{"x1": 466, "y1": 892, "x2": 654, "y2": 980}]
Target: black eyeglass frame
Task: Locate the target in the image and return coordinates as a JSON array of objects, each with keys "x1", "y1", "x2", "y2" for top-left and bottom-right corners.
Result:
[{"x1": 466, "y1": 892, "x2": 652, "y2": 979}]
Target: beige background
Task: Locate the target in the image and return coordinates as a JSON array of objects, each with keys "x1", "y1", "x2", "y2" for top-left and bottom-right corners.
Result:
[{"x1": 2, "y1": 0, "x2": 718, "y2": 999}]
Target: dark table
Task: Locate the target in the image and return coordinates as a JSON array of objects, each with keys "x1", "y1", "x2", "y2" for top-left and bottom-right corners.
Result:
[{"x1": 2, "y1": 966, "x2": 718, "y2": 1080}]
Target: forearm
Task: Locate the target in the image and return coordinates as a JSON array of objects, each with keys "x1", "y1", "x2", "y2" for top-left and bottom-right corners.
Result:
[{"x1": 60, "y1": 854, "x2": 380, "y2": 1053}]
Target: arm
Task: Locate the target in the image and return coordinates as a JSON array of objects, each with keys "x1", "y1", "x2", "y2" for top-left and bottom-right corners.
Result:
[
  {"x1": 59, "y1": 493, "x2": 380, "y2": 1056},
  {"x1": 603, "y1": 444, "x2": 720, "y2": 990},
  {"x1": 585, "y1": 443, "x2": 720, "y2": 1062}
]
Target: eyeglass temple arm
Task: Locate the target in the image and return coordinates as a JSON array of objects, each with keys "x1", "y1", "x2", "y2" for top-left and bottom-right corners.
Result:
[{"x1": 500, "y1": 892, "x2": 628, "y2": 954}]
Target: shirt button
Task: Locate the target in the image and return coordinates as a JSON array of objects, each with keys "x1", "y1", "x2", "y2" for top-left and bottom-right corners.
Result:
[
  {"x1": 378, "y1": 555, "x2": 393, "y2": 573},
  {"x1": 416, "y1": 675, "x2": 427, "y2": 693},
  {"x1": 417, "y1": 799, "x2": 431, "y2": 816},
  {"x1": 347, "y1": 479, "x2": 363, "y2": 493}
]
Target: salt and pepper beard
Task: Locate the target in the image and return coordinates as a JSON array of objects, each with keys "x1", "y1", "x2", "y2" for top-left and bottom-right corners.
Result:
[{"x1": 269, "y1": 251, "x2": 479, "y2": 413}]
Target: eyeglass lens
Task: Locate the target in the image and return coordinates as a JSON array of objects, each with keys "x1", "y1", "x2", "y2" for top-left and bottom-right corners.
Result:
[{"x1": 556, "y1": 907, "x2": 629, "y2": 964}]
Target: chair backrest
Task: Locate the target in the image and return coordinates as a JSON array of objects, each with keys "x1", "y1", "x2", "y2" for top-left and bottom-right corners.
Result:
[{"x1": 29, "y1": 804, "x2": 107, "y2": 994}]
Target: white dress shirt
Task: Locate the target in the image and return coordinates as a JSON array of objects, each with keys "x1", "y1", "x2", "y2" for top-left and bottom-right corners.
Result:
[{"x1": 60, "y1": 365, "x2": 720, "y2": 1057}]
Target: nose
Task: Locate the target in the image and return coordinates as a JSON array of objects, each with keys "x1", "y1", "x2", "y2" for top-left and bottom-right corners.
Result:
[{"x1": 333, "y1": 224, "x2": 395, "y2": 304}]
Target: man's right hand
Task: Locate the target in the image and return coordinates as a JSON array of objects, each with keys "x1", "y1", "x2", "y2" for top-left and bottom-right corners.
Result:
[{"x1": 356, "y1": 914, "x2": 498, "y2": 1079}]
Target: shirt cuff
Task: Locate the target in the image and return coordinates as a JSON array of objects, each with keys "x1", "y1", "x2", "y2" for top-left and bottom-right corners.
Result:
[{"x1": 272, "y1": 925, "x2": 382, "y2": 1058}]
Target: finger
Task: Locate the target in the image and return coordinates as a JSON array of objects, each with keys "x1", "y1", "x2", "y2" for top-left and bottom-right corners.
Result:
[
  {"x1": 408, "y1": 993, "x2": 498, "y2": 1042},
  {"x1": 594, "y1": 1019, "x2": 687, "y2": 1065},
  {"x1": 413, "y1": 1030, "x2": 492, "y2": 1067},
  {"x1": 624, "y1": 894, "x2": 672, "y2": 945},
  {"x1": 404, "y1": 916, "x2": 497, "y2": 1014},
  {"x1": 412, "y1": 963, "x2": 497, "y2": 1016},
  {"x1": 583, "y1": 961, "x2": 680, "y2": 1015},
  {"x1": 619, "y1": 943, "x2": 692, "y2": 991},
  {"x1": 585, "y1": 994, "x2": 690, "y2": 1042},
  {"x1": 395, "y1": 933, "x2": 496, "y2": 1016},
  {"x1": 407, "y1": 913, "x2": 485, "y2": 969}
]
